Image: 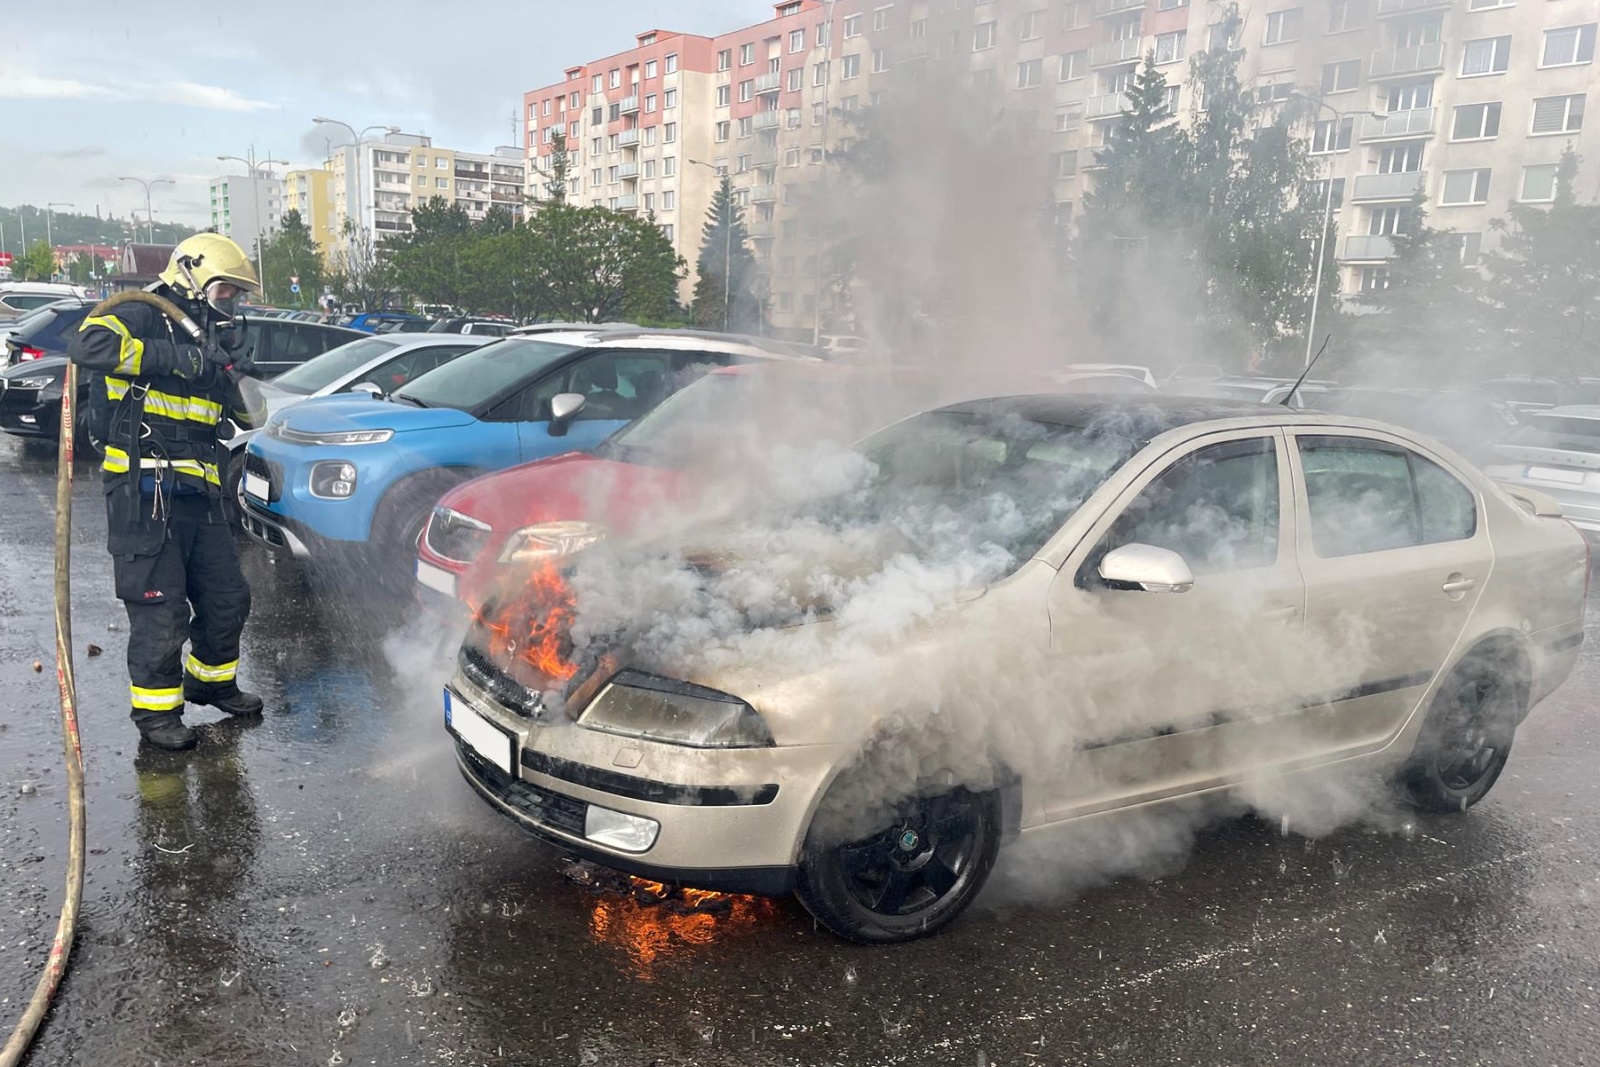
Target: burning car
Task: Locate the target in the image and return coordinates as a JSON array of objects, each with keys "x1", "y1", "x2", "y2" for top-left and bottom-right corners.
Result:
[
  {"x1": 415, "y1": 361, "x2": 936, "y2": 603},
  {"x1": 444, "y1": 395, "x2": 1587, "y2": 944}
]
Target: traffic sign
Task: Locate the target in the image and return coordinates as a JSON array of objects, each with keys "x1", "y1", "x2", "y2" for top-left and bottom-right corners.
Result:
[
  {"x1": 290, "y1": 274, "x2": 300, "y2": 285},
  {"x1": 290, "y1": 283, "x2": 301, "y2": 294}
]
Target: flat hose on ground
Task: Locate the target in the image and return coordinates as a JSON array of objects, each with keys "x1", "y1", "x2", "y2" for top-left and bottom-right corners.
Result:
[{"x1": 0, "y1": 291, "x2": 203, "y2": 1066}]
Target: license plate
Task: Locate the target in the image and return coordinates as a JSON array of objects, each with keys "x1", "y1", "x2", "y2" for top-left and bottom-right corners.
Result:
[
  {"x1": 242, "y1": 471, "x2": 269, "y2": 499},
  {"x1": 416, "y1": 558, "x2": 458, "y2": 598},
  {"x1": 445, "y1": 688, "x2": 513, "y2": 774},
  {"x1": 1526, "y1": 465, "x2": 1585, "y2": 485}
]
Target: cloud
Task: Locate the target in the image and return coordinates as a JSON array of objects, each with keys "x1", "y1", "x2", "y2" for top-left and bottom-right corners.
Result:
[
  {"x1": 0, "y1": 70, "x2": 114, "y2": 100},
  {"x1": 48, "y1": 146, "x2": 108, "y2": 160},
  {"x1": 0, "y1": 67, "x2": 271, "y2": 113},
  {"x1": 149, "y1": 81, "x2": 275, "y2": 113}
]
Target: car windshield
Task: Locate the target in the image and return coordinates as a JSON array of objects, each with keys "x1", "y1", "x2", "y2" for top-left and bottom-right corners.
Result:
[
  {"x1": 1509, "y1": 414, "x2": 1600, "y2": 454},
  {"x1": 830, "y1": 409, "x2": 1144, "y2": 567},
  {"x1": 268, "y1": 337, "x2": 402, "y2": 395},
  {"x1": 393, "y1": 338, "x2": 581, "y2": 411}
]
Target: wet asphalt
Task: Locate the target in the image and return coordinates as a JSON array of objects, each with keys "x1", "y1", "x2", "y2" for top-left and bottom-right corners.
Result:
[{"x1": 3, "y1": 431, "x2": 1600, "y2": 1067}]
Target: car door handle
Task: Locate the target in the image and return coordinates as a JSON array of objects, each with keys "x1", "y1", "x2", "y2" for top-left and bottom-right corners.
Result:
[
  {"x1": 1262, "y1": 605, "x2": 1299, "y2": 621},
  {"x1": 1441, "y1": 576, "x2": 1476, "y2": 595}
]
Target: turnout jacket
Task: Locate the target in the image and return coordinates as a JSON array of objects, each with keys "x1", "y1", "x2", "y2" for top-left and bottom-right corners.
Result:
[{"x1": 68, "y1": 287, "x2": 262, "y2": 555}]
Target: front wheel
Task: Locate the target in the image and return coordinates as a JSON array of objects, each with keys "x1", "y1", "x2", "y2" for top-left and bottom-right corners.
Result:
[
  {"x1": 795, "y1": 784, "x2": 1000, "y2": 944},
  {"x1": 1400, "y1": 659, "x2": 1521, "y2": 813}
]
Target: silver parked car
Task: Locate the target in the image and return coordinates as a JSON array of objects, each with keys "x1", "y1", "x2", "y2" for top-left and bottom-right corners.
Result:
[
  {"x1": 448, "y1": 396, "x2": 1587, "y2": 943},
  {"x1": 1485, "y1": 406, "x2": 1600, "y2": 538}
]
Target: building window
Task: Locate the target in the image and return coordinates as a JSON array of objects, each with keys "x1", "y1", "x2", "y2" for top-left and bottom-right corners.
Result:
[
  {"x1": 813, "y1": 62, "x2": 829, "y2": 86},
  {"x1": 592, "y1": 106, "x2": 603, "y2": 125},
  {"x1": 436, "y1": 177, "x2": 449, "y2": 189},
  {"x1": 1321, "y1": 59, "x2": 1360, "y2": 93},
  {"x1": 1155, "y1": 31, "x2": 1186, "y2": 63},
  {"x1": 1359, "y1": 266, "x2": 1390, "y2": 292},
  {"x1": 1542, "y1": 24, "x2": 1596, "y2": 67},
  {"x1": 873, "y1": 6, "x2": 890, "y2": 31},
  {"x1": 717, "y1": 85, "x2": 731, "y2": 107},
  {"x1": 1110, "y1": 13, "x2": 1140, "y2": 41},
  {"x1": 736, "y1": 154, "x2": 750, "y2": 173},
  {"x1": 786, "y1": 107, "x2": 802, "y2": 128},
  {"x1": 872, "y1": 48, "x2": 889, "y2": 72},
  {"x1": 785, "y1": 147, "x2": 801, "y2": 166},
  {"x1": 1059, "y1": 52, "x2": 1087, "y2": 81},
  {"x1": 1378, "y1": 141, "x2": 1424, "y2": 173},
  {"x1": 665, "y1": 53, "x2": 679, "y2": 74},
  {"x1": 1312, "y1": 177, "x2": 1346, "y2": 208},
  {"x1": 662, "y1": 223, "x2": 674, "y2": 242},
  {"x1": 591, "y1": 137, "x2": 603, "y2": 155},
  {"x1": 607, "y1": 165, "x2": 619, "y2": 184},
  {"x1": 1396, "y1": 14, "x2": 1442, "y2": 48},
  {"x1": 1386, "y1": 79, "x2": 1433, "y2": 111},
  {"x1": 416, "y1": 153, "x2": 429, "y2": 165},
  {"x1": 1209, "y1": 21, "x2": 1241, "y2": 52},
  {"x1": 790, "y1": 28, "x2": 805, "y2": 52},
  {"x1": 1163, "y1": 85, "x2": 1180, "y2": 113},
  {"x1": 1451, "y1": 101, "x2": 1502, "y2": 140},
  {"x1": 663, "y1": 156, "x2": 676, "y2": 176},
  {"x1": 570, "y1": 121, "x2": 579, "y2": 138},
  {"x1": 609, "y1": 102, "x2": 622, "y2": 121},
  {"x1": 662, "y1": 190, "x2": 676, "y2": 210},
  {"x1": 665, "y1": 122, "x2": 677, "y2": 143},
  {"x1": 645, "y1": 60, "x2": 657, "y2": 79},
  {"x1": 1531, "y1": 94, "x2": 1586, "y2": 134},
  {"x1": 644, "y1": 126, "x2": 657, "y2": 146},
  {"x1": 1460, "y1": 36, "x2": 1511, "y2": 76},
  {"x1": 437, "y1": 157, "x2": 449, "y2": 169},
  {"x1": 717, "y1": 49, "x2": 732, "y2": 71},
  {"x1": 844, "y1": 13, "x2": 861, "y2": 37},
  {"x1": 1311, "y1": 116, "x2": 1354, "y2": 152},
  {"x1": 664, "y1": 88, "x2": 677, "y2": 108},
  {"x1": 642, "y1": 159, "x2": 655, "y2": 179},
  {"x1": 975, "y1": 21, "x2": 997, "y2": 50},
  {"x1": 609, "y1": 69, "x2": 621, "y2": 88},
  {"x1": 1064, "y1": 0, "x2": 1091, "y2": 27},
  {"x1": 740, "y1": 43, "x2": 755, "y2": 66},
  {"x1": 1022, "y1": 10, "x2": 1043, "y2": 40},
  {"x1": 1017, "y1": 58, "x2": 1043, "y2": 88},
  {"x1": 1255, "y1": 80, "x2": 1294, "y2": 104},
  {"x1": 809, "y1": 145, "x2": 825, "y2": 164},
  {"x1": 1263, "y1": 9, "x2": 1302, "y2": 45},
  {"x1": 1441, "y1": 168, "x2": 1492, "y2": 205},
  {"x1": 415, "y1": 174, "x2": 426, "y2": 186},
  {"x1": 1053, "y1": 151, "x2": 1078, "y2": 178},
  {"x1": 1056, "y1": 103, "x2": 1084, "y2": 130},
  {"x1": 786, "y1": 67, "x2": 801, "y2": 91},
  {"x1": 1468, "y1": 0, "x2": 1513, "y2": 8},
  {"x1": 715, "y1": 120, "x2": 730, "y2": 142},
  {"x1": 818, "y1": 19, "x2": 831, "y2": 46},
  {"x1": 843, "y1": 53, "x2": 861, "y2": 78},
  {"x1": 1521, "y1": 163, "x2": 1560, "y2": 202},
  {"x1": 592, "y1": 74, "x2": 604, "y2": 92},
  {"x1": 1368, "y1": 205, "x2": 1410, "y2": 235},
  {"x1": 911, "y1": 17, "x2": 927, "y2": 39},
  {"x1": 645, "y1": 93, "x2": 657, "y2": 113},
  {"x1": 643, "y1": 192, "x2": 655, "y2": 211},
  {"x1": 1158, "y1": 0, "x2": 1188, "y2": 9}
]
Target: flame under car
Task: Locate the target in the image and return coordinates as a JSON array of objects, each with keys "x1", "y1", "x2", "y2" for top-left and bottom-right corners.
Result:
[{"x1": 444, "y1": 395, "x2": 1588, "y2": 944}]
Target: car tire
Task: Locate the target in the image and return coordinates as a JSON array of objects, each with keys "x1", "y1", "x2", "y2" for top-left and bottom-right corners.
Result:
[
  {"x1": 370, "y1": 468, "x2": 477, "y2": 589},
  {"x1": 794, "y1": 777, "x2": 1001, "y2": 945},
  {"x1": 1400, "y1": 656, "x2": 1523, "y2": 813}
]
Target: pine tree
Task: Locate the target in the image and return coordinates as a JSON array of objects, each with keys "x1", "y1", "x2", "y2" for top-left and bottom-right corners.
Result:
[{"x1": 691, "y1": 175, "x2": 761, "y2": 332}]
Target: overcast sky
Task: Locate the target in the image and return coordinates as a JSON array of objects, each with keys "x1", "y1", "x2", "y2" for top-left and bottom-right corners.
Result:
[{"x1": 0, "y1": 0, "x2": 754, "y2": 234}]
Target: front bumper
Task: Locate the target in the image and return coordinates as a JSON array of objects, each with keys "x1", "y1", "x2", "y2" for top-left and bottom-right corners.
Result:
[
  {"x1": 447, "y1": 666, "x2": 847, "y2": 896},
  {"x1": 0, "y1": 385, "x2": 55, "y2": 438},
  {"x1": 240, "y1": 497, "x2": 320, "y2": 559}
]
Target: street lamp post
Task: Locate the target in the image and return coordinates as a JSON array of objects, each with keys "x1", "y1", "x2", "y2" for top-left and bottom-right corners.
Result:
[
  {"x1": 218, "y1": 152, "x2": 289, "y2": 301},
  {"x1": 1292, "y1": 94, "x2": 1387, "y2": 369},
  {"x1": 688, "y1": 160, "x2": 732, "y2": 330},
  {"x1": 811, "y1": 0, "x2": 838, "y2": 346},
  {"x1": 119, "y1": 176, "x2": 175, "y2": 244},
  {"x1": 45, "y1": 203, "x2": 74, "y2": 282}
]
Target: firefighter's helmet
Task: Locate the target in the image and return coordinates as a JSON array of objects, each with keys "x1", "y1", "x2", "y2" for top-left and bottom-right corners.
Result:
[{"x1": 159, "y1": 233, "x2": 260, "y2": 317}]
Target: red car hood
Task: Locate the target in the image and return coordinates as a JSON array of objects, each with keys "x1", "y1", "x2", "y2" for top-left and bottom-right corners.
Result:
[{"x1": 439, "y1": 451, "x2": 692, "y2": 534}]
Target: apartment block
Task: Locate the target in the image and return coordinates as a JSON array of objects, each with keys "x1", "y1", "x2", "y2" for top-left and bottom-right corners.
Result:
[
  {"x1": 208, "y1": 170, "x2": 283, "y2": 260},
  {"x1": 327, "y1": 133, "x2": 527, "y2": 252},
  {"x1": 280, "y1": 167, "x2": 336, "y2": 261}
]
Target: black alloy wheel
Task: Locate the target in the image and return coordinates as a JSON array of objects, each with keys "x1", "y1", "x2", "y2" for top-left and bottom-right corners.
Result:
[
  {"x1": 796, "y1": 785, "x2": 1000, "y2": 944},
  {"x1": 1402, "y1": 660, "x2": 1519, "y2": 813}
]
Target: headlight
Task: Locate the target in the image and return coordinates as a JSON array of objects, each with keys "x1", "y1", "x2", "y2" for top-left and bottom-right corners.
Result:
[
  {"x1": 498, "y1": 520, "x2": 608, "y2": 563},
  {"x1": 266, "y1": 420, "x2": 394, "y2": 446},
  {"x1": 578, "y1": 671, "x2": 774, "y2": 748},
  {"x1": 309, "y1": 460, "x2": 358, "y2": 499}
]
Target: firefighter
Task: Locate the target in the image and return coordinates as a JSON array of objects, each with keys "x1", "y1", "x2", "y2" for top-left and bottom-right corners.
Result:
[{"x1": 69, "y1": 234, "x2": 268, "y2": 751}]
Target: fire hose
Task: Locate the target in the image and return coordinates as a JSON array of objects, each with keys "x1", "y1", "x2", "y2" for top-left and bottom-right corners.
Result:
[{"x1": 0, "y1": 291, "x2": 205, "y2": 1067}]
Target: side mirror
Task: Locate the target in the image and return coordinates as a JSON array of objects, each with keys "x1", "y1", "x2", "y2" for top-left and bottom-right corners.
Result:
[
  {"x1": 349, "y1": 381, "x2": 386, "y2": 401},
  {"x1": 548, "y1": 392, "x2": 587, "y2": 437},
  {"x1": 1097, "y1": 543, "x2": 1195, "y2": 593}
]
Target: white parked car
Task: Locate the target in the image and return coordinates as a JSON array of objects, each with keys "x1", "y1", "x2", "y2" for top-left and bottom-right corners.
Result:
[{"x1": 0, "y1": 282, "x2": 90, "y2": 321}]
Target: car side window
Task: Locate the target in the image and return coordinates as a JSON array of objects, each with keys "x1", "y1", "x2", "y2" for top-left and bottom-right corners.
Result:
[
  {"x1": 349, "y1": 345, "x2": 474, "y2": 392},
  {"x1": 1298, "y1": 435, "x2": 1477, "y2": 558},
  {"x1": 1103, "y1": 437, "x2": 1280, "y2": 576},
  {"x1": 484, "y1": 353, "x2": 673, "y2": 424}
]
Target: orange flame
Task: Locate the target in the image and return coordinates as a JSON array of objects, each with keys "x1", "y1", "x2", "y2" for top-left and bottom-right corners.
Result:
[
  {"x1": 469, "y1": 561, "x2": 579, "y2": 683},
  {"x1": 587, "y1": 878, "x2": 780, "y2": 977}
]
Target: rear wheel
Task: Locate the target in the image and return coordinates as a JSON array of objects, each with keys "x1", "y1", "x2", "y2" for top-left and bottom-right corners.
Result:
[
  {"x1": 369, "y1": 468, "x2": 477, "y2": 591},
  {"x1": 1400, "y1": 658, "x2": 1521, "y2": 813},
  {"x1": 795, "y1": 780, "x2": 1000, "y2": 944}
]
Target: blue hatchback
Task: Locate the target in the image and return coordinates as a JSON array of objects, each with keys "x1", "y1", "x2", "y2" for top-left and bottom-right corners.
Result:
[{"x1": 239, "y1": 330, "x2": 800, "y2": 576}]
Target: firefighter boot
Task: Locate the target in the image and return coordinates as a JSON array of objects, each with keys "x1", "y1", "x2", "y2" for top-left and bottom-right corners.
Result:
[
  {"x1": 136, "y1": 712, "x2": 199, "y2": 751},
  {"x1": 184, "y1": 683, "x2": 264, "y2": 717}
]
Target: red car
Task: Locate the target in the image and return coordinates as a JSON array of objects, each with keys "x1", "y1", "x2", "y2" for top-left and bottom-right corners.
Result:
[{"x1": 414, "y1": 362, "x2": 934, "y2": 605}]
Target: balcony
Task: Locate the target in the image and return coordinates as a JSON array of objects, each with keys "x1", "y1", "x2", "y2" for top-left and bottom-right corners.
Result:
[
  {"x1": 1342, "y1": 234, "x2": 1398, "y2": 259},
  {"x1": 455, "y1": 166, "x2": 489, "y2": 180},
  {"x1": 1085, "y1": 92, "x2": 1133, "y2": 120},
  {"x1": 614, "y1": 194, "x2": 639, "y2": 211},
  {"x1": 617, "y1": 161, "x2": 639, "y2": 179},
  {"x1": 1375, "y1": 0, "x2": 1450, "y2": 15},
  {"x1": 619, "y1": 94, "x2": 640, "y2": 114},
  {"x1": 1360, "y1": 107, "x2": 1435, "y2": 140},
  {"x1": 747, "y1": 218, "x2": 775, "y2": 237},
  {"x1": 1093, "y1": 0, "x2": 1145, "y2": 15},
  {"x1": 1090, "y1": 38, "x2": 1145, "y2": 67},
  {"x1": 750, "y1": 183, "x2": 778, "y2": 202},
  {"x1": 1369, "y1": 41, "x2": 1444, "y2": 79},
  {"x1": 755, "y1": 71, "x2": 782, "y2": 94},
  {"x1": 618, "y1": 128, "x2": 641, "y2": 146},
  {"x1": 1350, "y1": 171, "x2": 1425, "y2": 201},
  {"x1": 490, "y1": 189, "x2": 522, "y2": 203},
  {"x1": 753, "y1": 110, "x2": 781, "y2": 130}
]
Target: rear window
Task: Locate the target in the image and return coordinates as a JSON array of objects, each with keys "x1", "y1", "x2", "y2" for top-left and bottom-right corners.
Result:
[
  {"x1": 14, "y1": 307, "x2": 89, "y2": 345},
  {"x1": 1509, "y1": 414, "x2": 1600, "y2": 453},
  {"x1": 269, "y1": 337, "x2": 401, "y2": 395}
]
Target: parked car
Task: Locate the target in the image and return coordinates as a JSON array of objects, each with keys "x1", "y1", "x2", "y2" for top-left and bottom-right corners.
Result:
[
  {"x1": 445, "y1": 394, "x2": 1587, "y2": 943},
  {"x1": 1484, "y1": 406, "x2": 1600, "y2": 539},
  {"x1": 347, "y1": 311, "x2": 430, "y2": 334},
  {"x1": 238, "y1": 319, "x2": 365, "y2": 378},
  {"x1": 0, "y1": 356, "x2": 91, "y2": 448},
  {"x1": 239, "y1": 329, "x2": 817, "y2": 576},
  {"x1": 1316, "y1": 387, "x2": 1520, "y2": 466},
  {"x1": 1480, "y1": 375, "x2": 1565, "y2": 413},
  {"x1": 1166, "y1": 363, "x2": 1225, "y2": 382},
  {"x1": 221, "y1": 334, "x2": 493, "y2": 501},
  {"x1": 1179, "y1": 375, "x2": 1335, "y2": 409},
  {"x1": 0, "y1": 282, "x2": 89, "y2": 321},
  {"x1": 2, "y1": 299, "x2": 94, "y2": 367},
  {"x1": 416, "y1": 361, "x2": 936, "y2": 602},
  {"x1": 1059, "y1": 363, "x2": 1159, "y2": 389},
  {"x1": 428, "y1": 317, "x2": 516, "y2": 337}
]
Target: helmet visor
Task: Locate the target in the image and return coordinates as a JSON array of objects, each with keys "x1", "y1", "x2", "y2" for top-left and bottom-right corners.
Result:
[{"x1": 206, "y1": 280, "x2": 246, "y2": 319}]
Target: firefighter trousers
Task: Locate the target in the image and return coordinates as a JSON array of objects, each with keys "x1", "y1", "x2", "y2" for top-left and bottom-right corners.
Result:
[{"x1": 111, "y1": 494, "x2": 252, "y2": 727}]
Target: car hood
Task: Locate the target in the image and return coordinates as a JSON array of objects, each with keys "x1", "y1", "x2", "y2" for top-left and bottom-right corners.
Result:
[
  {"x1": 441, "y1": 452, "x2": 691, "y2": 532},
  {"x1": 272, "y1": 395, "x2": 477, "y2": 434}
]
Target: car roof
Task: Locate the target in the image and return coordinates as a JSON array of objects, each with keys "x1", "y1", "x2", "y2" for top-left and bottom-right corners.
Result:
[
  {"x1": 376, "y1": 333, "x2": 495, "y2": 351},
  {"x1": 1524, "y1": 406, "x2": 1600, "y2": 419},
  {"x1": 585, "y1": 328, "x2": 821, "y2": 360},
  {"x1": 937, "y1": 393, "x2": 1267, "y2": 429}
]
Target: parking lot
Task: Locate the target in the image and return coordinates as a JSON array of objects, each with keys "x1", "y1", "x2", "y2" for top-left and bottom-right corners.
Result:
[{"x1": 4, "y1": 432, "x2": 1600, "y2": 1066}]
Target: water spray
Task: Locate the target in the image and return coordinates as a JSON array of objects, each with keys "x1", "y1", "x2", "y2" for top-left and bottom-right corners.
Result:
[{"x1": 0, "y1": 291, "x2": 204, "y2": 1065}]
